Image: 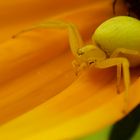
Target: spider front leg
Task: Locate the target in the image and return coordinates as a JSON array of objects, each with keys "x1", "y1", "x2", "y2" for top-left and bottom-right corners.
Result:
[
  {"x1": 116, "y1": 64, "x2": 122, "y2": 93},
  {"x1": 13, "y1": 20, "x2": 85, "y2": 74},
  {"x1": 72, "y1": 60, "x2": 87, "y2": 76},
  {"x1": 95, "y1": 57, "x2": 130, "y2": 112}
]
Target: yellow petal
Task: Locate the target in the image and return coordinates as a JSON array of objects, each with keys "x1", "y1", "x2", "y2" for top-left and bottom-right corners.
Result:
[{"x1": 0, "y1": 0, "x2": 139, "y2": 140}]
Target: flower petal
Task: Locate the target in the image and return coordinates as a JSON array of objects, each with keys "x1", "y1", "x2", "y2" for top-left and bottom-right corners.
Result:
[{"x1": 0, "y1": 0, "x2": 139, "y2": 140}]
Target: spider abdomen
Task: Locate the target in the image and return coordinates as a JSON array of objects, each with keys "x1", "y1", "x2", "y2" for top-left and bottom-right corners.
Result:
[{"x1": 93, "y1": 16, "x2": 140, "y2": 67}]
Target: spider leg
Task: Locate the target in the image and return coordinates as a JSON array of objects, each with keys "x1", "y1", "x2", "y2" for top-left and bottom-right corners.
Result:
[
  {"x1": 116, "y1": 64, "x2": 122, "y2": 93},
  {"x1": 13, "y1": 20, "x2": 84, "y2": 59},
  {"x1": 13, "y1": 20, "x2": 86, "y2": 75},
  {"x1": 110, "y1": 48, "x2": 140, "y2": 93},
  {"x1": 72, "y1": 60, "x2": 87, "y2": 76},
  {"x1": 95, "y1": 57, "x2": 130, "y2": 112},
  {"x1": 110, "y1": 48, "x2": 139, "y2": 58}
]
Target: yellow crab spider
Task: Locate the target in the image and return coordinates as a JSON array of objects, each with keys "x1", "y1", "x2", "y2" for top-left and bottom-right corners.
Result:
[{"x1": 13, "y1": 16, "x2": 140, "y2": 108}]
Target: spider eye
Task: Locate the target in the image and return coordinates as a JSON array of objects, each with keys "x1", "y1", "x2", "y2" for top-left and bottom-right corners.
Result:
[
  {"x1": 89, "y1": 61, "x2": 94, "y2": 65},
  {"x1": 88, "y1": 59, "x2": 97, "y2": 65}
]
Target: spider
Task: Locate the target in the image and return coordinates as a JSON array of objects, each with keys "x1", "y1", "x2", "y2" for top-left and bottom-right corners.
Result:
[{"x1": 13, "y1": 16, "x2": 140, "y2": 112}]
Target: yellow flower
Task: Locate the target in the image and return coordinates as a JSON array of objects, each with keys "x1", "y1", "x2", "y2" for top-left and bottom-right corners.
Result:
[{"x1": 0, "y1": 0, "x2": 139, "y2": 140}]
